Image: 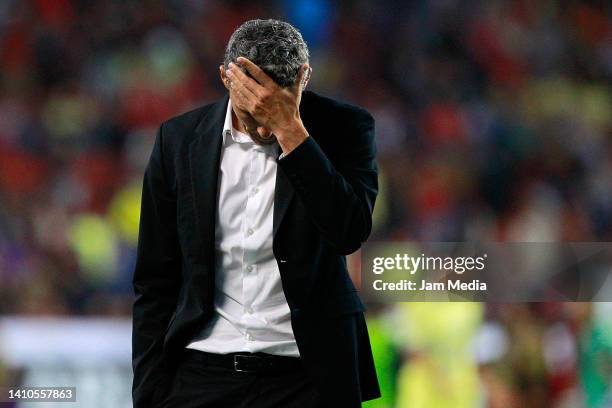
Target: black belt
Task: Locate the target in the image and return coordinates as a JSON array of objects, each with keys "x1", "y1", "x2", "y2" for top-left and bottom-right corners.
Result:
[{"x1": 182, "y1": 349, "x2": 304, "y2": 374}]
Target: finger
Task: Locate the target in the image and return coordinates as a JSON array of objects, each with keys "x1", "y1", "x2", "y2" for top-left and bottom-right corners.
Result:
[
  {"x1": 228, "y1": 62, "x2": 265, "y2": 96},
  {"x1": 232, "y1": 89, "x2": 254, "y2": 113},
  {"x1": 227, "y1": 68, "x2": 257, "y2": 106},
  {"x1": 237, "y1": 57, "x2": 276, "y2": 88},
  {"x1": 228, "y1": 79, "x2": 253, "y2": 111}
]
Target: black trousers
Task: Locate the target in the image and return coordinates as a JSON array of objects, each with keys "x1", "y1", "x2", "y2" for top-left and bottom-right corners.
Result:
[{"x1": 159, "y1": 350, "x2": 325, "y2": 408}]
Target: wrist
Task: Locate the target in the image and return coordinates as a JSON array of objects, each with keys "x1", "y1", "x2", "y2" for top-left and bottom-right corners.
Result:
[{"x1": 276, "y1": 118, "x2": 309, "y2": 155}]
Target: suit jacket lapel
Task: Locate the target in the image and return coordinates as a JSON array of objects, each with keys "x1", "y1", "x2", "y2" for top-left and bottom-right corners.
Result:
[
  {"x1": 188, "y1": 92, "x2": 305, "y2": 247},
  {"x1": 273, "y1": 151, "x2": 295, "y2": 237},
  {"x1": 189, "y1": 95, "x2": 227, "y2": 257}
]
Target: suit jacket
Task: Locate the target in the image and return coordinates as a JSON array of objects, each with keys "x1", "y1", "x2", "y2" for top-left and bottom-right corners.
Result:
[{"x1": 132, "y1": 90, "x2": 380, "y2": 407}]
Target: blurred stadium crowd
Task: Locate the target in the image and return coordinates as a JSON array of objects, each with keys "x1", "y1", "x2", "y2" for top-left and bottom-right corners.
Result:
[{"x1": 0, "y1": 0, "x2": 611, "y2": 407}]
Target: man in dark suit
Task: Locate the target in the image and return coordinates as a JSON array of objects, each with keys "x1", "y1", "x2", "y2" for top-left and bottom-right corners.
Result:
[{"x1": 132, "y1": 19, "x2": 380, "y2": 408}]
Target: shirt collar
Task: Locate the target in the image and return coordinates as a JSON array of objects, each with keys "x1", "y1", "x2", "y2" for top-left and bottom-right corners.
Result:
[{"x1": 223, "y1": 99, "x2": 253, "y2": 145}]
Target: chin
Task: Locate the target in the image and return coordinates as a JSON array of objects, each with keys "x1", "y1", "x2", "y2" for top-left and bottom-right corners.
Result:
[{"x1": 248, "y1": 130, "x2": 276, "y2": 145}]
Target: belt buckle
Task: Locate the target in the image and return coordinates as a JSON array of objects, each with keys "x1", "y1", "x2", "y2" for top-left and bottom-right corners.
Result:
[{"x1": 233, "y1": 354, "x2": 258, "y2": 373}]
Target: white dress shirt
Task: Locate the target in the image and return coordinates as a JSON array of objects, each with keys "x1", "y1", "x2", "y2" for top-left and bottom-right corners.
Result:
[{"x1": 186, "y1": 99, "x2": 299, "y2": 357}]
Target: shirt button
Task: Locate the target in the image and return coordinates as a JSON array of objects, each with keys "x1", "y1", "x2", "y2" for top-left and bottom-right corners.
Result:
[
  {"x1": 245, "y1": 333, "x2": 252, "y2": 341},
  {"x1": 247, "y1": 228, "x2": 254, "y2": 236},
  {"x1": 246, "y1": 265, "x2": 253, "y2": 272},
  {"x1": 252, "y1": 187, "x2": 259, "y2": 194},
  {"x1": 246, "y1": 306, "x2": 253, "y2": 314}
]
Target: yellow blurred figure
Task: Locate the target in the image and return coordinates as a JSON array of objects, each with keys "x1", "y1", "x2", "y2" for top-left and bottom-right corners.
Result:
[
  {"x1": 393, "y1": 302, "x2": 483, "y2": 408},
  {"x1": 68, "y1": 214, "x2": 119, "y2": 285},
  {"x1": 107, "y1": 180, "x2": 142, "y2": 246}
]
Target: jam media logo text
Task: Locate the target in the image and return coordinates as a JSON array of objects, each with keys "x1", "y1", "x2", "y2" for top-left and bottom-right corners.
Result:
[{"x1": 372, "y1": 253, "x2": 487, "y2": 275}]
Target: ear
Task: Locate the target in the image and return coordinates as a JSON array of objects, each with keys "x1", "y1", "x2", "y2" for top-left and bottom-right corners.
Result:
[
  {"x1": 219, "y1": 65, "x2": 231, "y2": 91},
  {"x1": 297, "y1": 63, "x2": 311, "y2": 92}
]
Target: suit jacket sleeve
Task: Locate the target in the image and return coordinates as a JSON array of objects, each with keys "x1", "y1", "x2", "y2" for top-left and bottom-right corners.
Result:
[
  {"x1": 132, "y1": 123, "x2": 181, "y2": 408},
  {"x1": 278, "y1": 109, "x2": 378, "y2": 254}
]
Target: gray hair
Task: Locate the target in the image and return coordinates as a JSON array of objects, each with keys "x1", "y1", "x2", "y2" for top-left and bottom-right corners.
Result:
[{"x1": 223, "y1": 19, "x2": 309, "y2": 88}]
